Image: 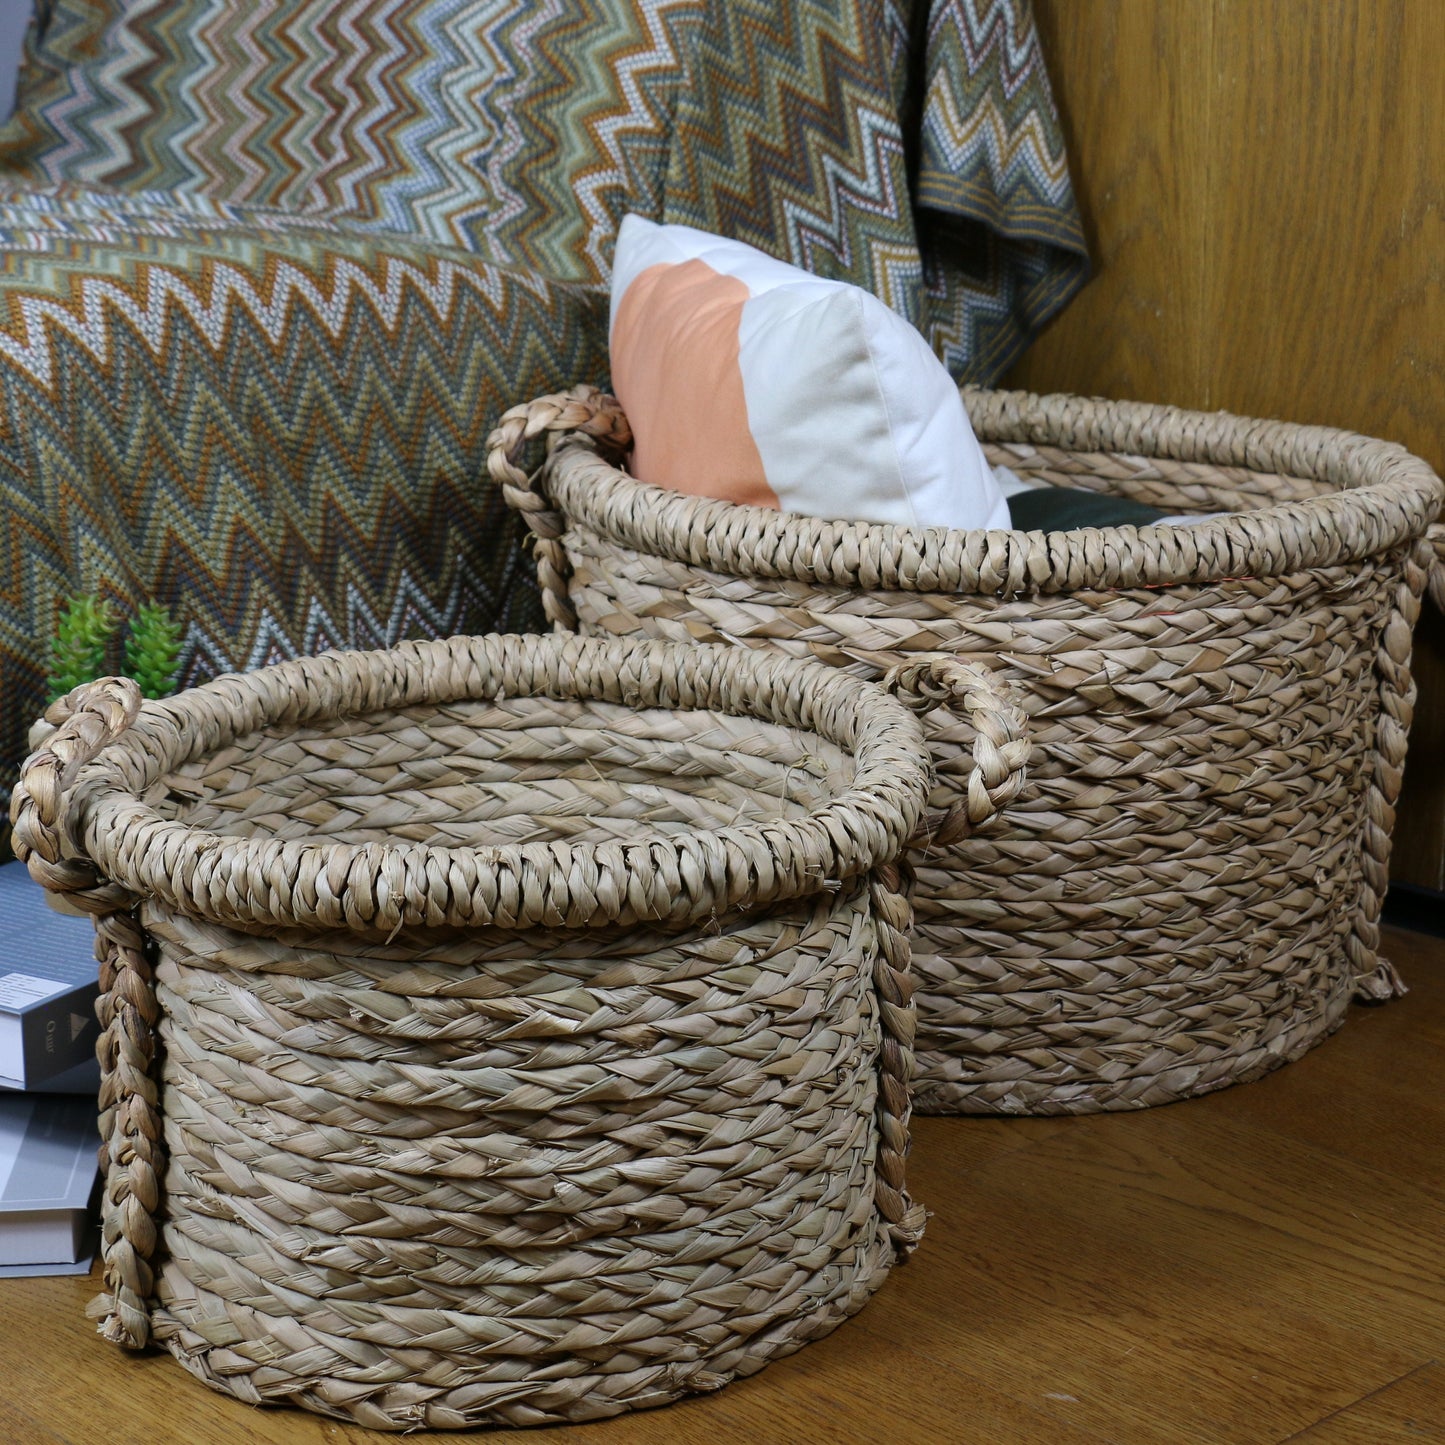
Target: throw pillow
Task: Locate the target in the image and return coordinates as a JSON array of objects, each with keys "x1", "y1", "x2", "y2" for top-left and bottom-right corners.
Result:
[{"x1": 609, "y1": 216, "x2": 1009, "y2": 530}]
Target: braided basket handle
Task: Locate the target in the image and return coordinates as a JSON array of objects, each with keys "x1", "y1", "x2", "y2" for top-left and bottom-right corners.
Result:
[
  {"x1": 868, "y1": 860, "x2": 927, "y2": 1259},
  {"x1": 1428, "y1": 522, "x2": 1445, "y2": 615},
  {"x1": 885, "y1": 657, "x2": 1031, "y2": 849},
  {"x1": 487, "y1": 386, "x2": 632, "y2": 631},
  {"x1": 10, "y1": 679, "x2": 163, "y2": 1350},
  {"x1": 11, "y1": 677, "x2": 141, "y2": 909}
]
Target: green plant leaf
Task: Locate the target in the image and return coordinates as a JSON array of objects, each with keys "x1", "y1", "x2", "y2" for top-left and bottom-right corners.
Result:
[
  {"x1": 123, "y1": 601, "x2": 183, "y2": 699},
  {"x1": 47, "y1": 594, "x2": 116, "y2": 703}
]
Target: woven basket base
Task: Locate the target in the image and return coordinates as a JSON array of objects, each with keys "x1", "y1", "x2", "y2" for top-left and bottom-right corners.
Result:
[
  {"x1": 14, "y1": 641, "x2": 935, "y2": 1429},
  {"x1": 485, "y1": 384, "x2": 1442, "y2": 1118},
  {"x1": 908, "y1": 965, "x2": 1353, "y2": 1114},
  {"x1": 125, "y1": 878, "x2": 905, "y2": 1430},
  {"x1": 145, "y1": 1240, "x2": 892, "y2": 1431}
]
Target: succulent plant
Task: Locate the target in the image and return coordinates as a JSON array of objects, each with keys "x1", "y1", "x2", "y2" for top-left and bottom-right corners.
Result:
[
  {"x1": 46, "y1": 593, "x2": 117, "y2": 703},
  {"x1": 123, "y1": 602, "x2": 184, "y2": 699}
]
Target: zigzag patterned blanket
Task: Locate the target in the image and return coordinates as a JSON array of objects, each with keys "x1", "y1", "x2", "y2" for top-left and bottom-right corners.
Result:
[{"x1": 0, "y1": 1, "x2": 1085, "y2": 837}]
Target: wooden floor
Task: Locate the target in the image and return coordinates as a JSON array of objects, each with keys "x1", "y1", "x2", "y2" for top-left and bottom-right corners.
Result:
[{"x1": 1, "y1": 926, "x2": 1440, "y2": 1445}]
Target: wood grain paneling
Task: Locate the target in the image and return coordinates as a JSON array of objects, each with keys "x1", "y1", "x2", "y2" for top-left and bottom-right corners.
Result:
[
  {"x1": 0, "y1": 926, "x2": 1441, "y2": 1443},
  {"x1": 1013, "y1": 0, "x2": 1445, "y2": 887}
]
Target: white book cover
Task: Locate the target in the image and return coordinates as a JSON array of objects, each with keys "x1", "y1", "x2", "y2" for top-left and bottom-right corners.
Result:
[
  {"x1": 0, "y1": 1094, "x2": 100, "y2": 1271},
  {"x1": 0, "y1": 862, "x2": 100, "y2": 1088}
]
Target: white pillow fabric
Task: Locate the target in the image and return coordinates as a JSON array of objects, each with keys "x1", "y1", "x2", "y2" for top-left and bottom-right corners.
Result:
[{"x1": 608, "y1": 215, "x2": 1009, "y2": 530}]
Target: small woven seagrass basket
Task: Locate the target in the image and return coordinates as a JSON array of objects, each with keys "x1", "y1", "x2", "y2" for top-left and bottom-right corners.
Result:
[
  {"x1": 9, "y1": 632, "x2": 1026, "y2": 1431},
  {"x1": 490, "y1": 385, "x2": 1445, "y2": 1117}
]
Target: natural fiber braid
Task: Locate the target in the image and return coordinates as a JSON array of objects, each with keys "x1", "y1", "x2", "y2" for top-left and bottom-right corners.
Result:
[
  {"x1": 1350, "y1": 541, "x2": 1431, "y2": 1002},
  {"x1": 92, "y1": 907, "x2": 163, "y2": 1347},
  {"x1": 486, "y1": 386, "x2": 631, "y2": 631},
  {"x1": 1428, "y1": 522, "x2": 1445, "y2": 615},
  {"x1": 516, "y1": 383, "x2": 1443, "y2": 1117},
  {"x1": 868, "y1": 861, "x2": 926, "y2": 1258},
  {"x1": 9, "y1": 678, "x2": 163, "y2": 1348},
  {"x1": 10, "y1": 678, "x2": 142, "y2": 910},
  {"x1": 885, "y1": 656, "x2": 1031, "y2": 847}
]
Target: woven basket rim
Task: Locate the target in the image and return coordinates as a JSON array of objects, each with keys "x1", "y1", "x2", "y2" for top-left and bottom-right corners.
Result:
[
  {"x1": 540, "y1": 386, "x2": 1443, "y2": 595},
  {"x1": 60, "y1": 632, "x2": 931, "y2": 934}
]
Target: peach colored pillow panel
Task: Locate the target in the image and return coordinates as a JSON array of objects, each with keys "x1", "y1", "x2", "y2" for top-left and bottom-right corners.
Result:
[{"x1": 609, "y1": 259, "x2": 780, "y2": 508}]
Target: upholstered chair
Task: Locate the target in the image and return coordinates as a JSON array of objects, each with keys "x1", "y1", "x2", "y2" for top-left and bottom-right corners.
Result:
[{"x1": 0, "y1": 0, "x2": 1085, "y2": 843}]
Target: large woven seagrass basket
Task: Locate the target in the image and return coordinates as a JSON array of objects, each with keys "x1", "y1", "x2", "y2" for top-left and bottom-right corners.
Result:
[
  {"x1": 490, "y1": 385, "x2": 1445, "y2": 1117},
  {"x1": 7, "y1": 632, "x2": 1025, "y2": 1430}
]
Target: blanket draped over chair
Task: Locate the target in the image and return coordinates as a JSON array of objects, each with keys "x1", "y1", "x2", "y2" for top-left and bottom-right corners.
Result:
[{"x1": 0, "y1": 0, "x2": 1085, "y2": 834}]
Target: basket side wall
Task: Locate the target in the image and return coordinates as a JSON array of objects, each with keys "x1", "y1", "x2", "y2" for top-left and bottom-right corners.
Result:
[{"x1": 559, "y1": 517, "x2": 1424, "y2": 1114}]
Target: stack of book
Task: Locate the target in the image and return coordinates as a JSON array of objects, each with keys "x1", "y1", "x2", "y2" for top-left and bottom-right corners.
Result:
[
  {"x1": 0, "y1": 862, "x2": 102, "y2": 1274},
  {"x1": 0, "y1": 861, "x2": 101, "y2": 1091},
  {"x1": 0, "y1": 1094, "x2": 99, "y2": 1276}
]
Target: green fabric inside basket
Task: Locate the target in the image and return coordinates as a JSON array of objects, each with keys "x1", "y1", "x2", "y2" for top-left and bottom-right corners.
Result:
[{"x1": 1006, "y1": 486, "x2": 1175, "y2": 531}]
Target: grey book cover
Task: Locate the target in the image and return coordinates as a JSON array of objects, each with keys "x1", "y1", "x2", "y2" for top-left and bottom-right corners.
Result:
[
  {"x1": 0, "y1": 862, "x2": 101, "y2": 1089},
  {"x1": 0, "y1": 1093, "x2": 100, "y2": 1269}
]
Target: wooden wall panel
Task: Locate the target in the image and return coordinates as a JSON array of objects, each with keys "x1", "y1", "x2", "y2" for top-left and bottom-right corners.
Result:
[{"x1": 1011, "y1": 0, "x2": 1445, "y2": 888}]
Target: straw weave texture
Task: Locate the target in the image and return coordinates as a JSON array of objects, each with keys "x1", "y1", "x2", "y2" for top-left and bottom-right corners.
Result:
[
  {"x1": 9, "y1": 634, "x2": 947, "y2": 1429},
  {"x1": 492, "y1": 385, "x2": 1445, "y2": 1116}
]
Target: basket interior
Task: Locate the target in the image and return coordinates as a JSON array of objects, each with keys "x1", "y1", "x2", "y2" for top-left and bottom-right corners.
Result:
[
  {"x1": 150, "y1": 695, "x2": 854, "y2": 851},
  {"x1": 979, "y1": 441, "x2": 1331, "y2": 515}
]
